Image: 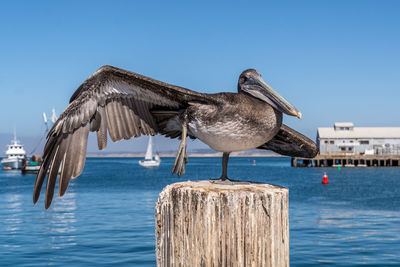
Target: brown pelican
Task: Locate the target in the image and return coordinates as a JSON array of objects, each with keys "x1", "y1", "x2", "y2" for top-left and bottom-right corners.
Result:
[{"x1": 33, "y1": 66, "x2": 318, "y2": 209}]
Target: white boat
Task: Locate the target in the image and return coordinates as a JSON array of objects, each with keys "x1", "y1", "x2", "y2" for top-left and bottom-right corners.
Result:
[
  {"x1": 21, "y1": 155, "x2": 41, "y2": 174},
  {"x1": 1, "y1": 132, "x2": 26, "y2": 170},
  {"x1": 139, "y1": 136, "x2": 161, "y2": 167},
  {"x1": 22, "y1": 164, "x2": 41, "y2": 174}
]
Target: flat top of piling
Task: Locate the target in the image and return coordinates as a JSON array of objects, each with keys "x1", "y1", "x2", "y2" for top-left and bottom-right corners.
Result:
[{"x1": 162, "y1": 180, "x2": 288, "y2": 194}]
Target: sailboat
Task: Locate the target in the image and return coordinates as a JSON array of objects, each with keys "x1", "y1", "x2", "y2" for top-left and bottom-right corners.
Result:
[{"x1": 139, "y1": 136, "x2": 161, "y2": 167}]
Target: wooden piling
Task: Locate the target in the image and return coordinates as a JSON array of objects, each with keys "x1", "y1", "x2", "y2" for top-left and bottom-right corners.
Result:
[
  {"x1": 155, "y1": 181, "x2": 289, "y2": 267},
  {"x1": 293, "y1": 155, "x2": 400, "y2": 168}
]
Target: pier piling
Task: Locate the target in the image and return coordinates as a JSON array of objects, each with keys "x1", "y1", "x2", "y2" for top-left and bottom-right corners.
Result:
[
  {"x1": 293, "y1": 155, "x2": 400, "y2": 168},
  {"x1": 155, "y1": 181, "x2": 289, "y2": 267}
]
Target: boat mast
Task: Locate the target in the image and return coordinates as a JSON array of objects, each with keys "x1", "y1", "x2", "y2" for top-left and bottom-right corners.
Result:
[
  {"x1": 43, "y1": 112, "x2": 49, "y2": 131},
  {"x1": 13, "y1": 127, "x2": 17, "y2": 144},
  {"x1": 51, "y1": 108, "x2": 57, "y2": 123}
]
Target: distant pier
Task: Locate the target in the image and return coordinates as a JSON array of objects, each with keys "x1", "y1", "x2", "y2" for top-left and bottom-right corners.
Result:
[{"x1": 292, "y1": 154, "x2": 400, "y2": 167}]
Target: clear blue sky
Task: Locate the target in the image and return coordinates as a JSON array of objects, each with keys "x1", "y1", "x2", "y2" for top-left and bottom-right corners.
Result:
[{"x1": 1, "y1": 1, "x2": 399, "y2": 153}]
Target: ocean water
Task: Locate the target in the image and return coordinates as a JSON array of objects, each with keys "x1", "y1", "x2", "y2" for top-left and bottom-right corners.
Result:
[{"x1": 1, "y1": 157, "x2": 399, "y2": 266}]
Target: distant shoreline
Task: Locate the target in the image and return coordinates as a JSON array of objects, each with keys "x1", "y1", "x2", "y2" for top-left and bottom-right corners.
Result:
[
  {"x1": 0, "y1": 151, "x2": 281, "y2": 158},
  {"x1": 86, "y1": 151, "x2": 281, "y2": 158}
]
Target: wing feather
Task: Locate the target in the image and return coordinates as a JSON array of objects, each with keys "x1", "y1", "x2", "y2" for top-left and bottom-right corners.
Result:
[
  {"x1": 257, "y1": 124, "x2": 319, "y2": 158},
  {"x1": 96, "y1": 106, "x2": 108, "y2": 150},
  {"x1": 111, "y1": 100, "x2": 124, "y2": 141},
  {"x1": 90, "y1": 110, "x2": 101, "y2": 132},
  {"x1": 33, "y1": 135, "x2": 59, "y2": 204},
  {"x1": 114, "y1": 99, "x2": 129, "y2": 140},
  {"x1": 34, "y1": 65, "x2": 212, "y2": 208},
  {"x1": 123, "y1": 98, "x2": 140, "y2": 137},
  {"x1": 128, "y1": 109, "x2": 141, "y2": 137},
  {"x1": 44, "y1": 146, "x2": 60, "y2": 209},
  {"x1": 72, "y1": 123, "x2": 90, "y2": 178},
  {"x1": 105, "y1": 100, "x2": 120, "y2": 142},
  {"x1": 59, "y1": 135, "x2": 75, "y2": 197},
  {"x1": 58, "y1": 134, "x2": 72, "y2": 196},
  {"x1": 120, "y1": 99, "x2": 135, "y2": 139}
]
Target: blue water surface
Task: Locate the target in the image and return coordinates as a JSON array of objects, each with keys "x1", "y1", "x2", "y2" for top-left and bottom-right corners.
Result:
[{"x1": 1, "y1": 157, "x2": 399, "y2": 266}]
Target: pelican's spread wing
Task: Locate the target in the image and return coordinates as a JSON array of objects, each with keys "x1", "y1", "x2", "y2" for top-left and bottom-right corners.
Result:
[
  {"x1": 34, "y1": 65, "x2": 210, "y2": 209},
  {"x1": 257, "y1": 124, "x2": 319, "y2": 158}
]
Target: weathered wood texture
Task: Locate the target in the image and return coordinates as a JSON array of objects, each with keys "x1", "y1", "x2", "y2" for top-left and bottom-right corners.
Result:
[{"x1": 155, "y1": 181, "x2": 289, "y2": 267}]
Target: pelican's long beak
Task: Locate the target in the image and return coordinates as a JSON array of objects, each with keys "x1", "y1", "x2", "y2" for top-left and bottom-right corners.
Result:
[{"x1": 250, "y1": 76, "x2": 302, "y2": 119}]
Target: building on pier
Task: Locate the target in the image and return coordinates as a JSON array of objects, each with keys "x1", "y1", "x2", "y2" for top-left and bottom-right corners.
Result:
[
  {"x1": 317, "y1": 122, "x2": 400, "y2": 155},
  {"x1": 292, "y1": 122, "x2": 400, "y2": 167}
]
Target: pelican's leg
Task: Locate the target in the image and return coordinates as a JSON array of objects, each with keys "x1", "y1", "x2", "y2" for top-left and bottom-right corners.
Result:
[
  {"x1": 209, "y1": 152, "x2": 250, "y2": 185},
  {"x1": 220, "y1": 152, "x2": 230, "y2": 180},
  {"x1": 172, "y1": 120, "x2": 188, "y2": 177},
  {"x1": 209, "y1": 152, "x2": 233, "y2": 184}
]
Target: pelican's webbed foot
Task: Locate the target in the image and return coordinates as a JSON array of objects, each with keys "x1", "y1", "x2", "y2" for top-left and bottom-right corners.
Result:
[
  {"x1": 209, "y1": 176, "x2": 234, "y2": 185},
  {"x1": 209, "y1": 177, "x2": 250, "y2": 185},
  {"x1": 172, "y1": 121, "x2": 188, "y2": 177}
]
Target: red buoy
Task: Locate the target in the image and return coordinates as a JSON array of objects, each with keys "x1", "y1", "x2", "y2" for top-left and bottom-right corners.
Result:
[{"x1": 322, "y1": 173, "x2": 329, "y2": 184}]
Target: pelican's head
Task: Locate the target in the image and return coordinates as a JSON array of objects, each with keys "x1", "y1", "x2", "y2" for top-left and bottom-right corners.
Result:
[{"x1": 238, "y1": 69, "x2": 302, "y2": 119}]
